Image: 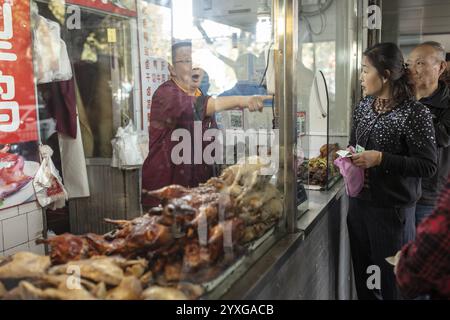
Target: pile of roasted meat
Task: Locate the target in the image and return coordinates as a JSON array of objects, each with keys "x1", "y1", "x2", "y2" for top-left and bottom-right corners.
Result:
[
  {"x1": 0, "y1": 145, "x2": 33, "y2": 204},
  {"x1": 0, "y1": 159, "x2": 283, "y2": 300},
  {"x1": 298, "y1": 143, "x2": 340, "y2": 187},
  {"x1": 0, "y1": 252, "x2": 201, "y2": 300}
]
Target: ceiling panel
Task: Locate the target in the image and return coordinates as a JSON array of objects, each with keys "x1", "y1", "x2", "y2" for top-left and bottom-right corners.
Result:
[{"x1": 383, "y1": 0, "x2": 450, "y2": 35}]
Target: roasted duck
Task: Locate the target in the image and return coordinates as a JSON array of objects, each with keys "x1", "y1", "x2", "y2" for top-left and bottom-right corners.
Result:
[{"x1": 38, "y1": 217, "x2": 174, "y2": 265}]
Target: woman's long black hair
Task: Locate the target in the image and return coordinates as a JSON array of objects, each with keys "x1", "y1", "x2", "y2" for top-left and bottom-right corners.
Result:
[{"x1": 363, "y1": 42, "x2": 415, "y2": 103}]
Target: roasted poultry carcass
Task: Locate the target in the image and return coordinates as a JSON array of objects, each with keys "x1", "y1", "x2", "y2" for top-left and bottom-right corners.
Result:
[
  {"x1": 181, "y1": 217, "x2": 244, "y2": 273},
  {"x1": 146, "y1": 183, "x2": 236, "y2": 228},
  {"x1": 0, "y1": 252, "x2": 51, "y2": 280},
  {"x1": 38, "y1": 216, "x2": 174, "y2": 264},
  {"x1": 0, "y1": 145, "x2": 33, "y2": 201},
  {"x1": 298, "y1": 144, "x2": 341, "y2": 186},
  {"x1": 0, "y1": 254, "x2": 152, "y2": 300},
  {"x1": 3, "y1": 280, "x2": 97, "y2": 300},
  {"x1": 36, "y1": 233, "x2": 99, "y2": 265},
  {"x1": 47, "y1": 256, "x2": 147, "y2": 286},
  {"x1": 86, "y1": 218, "x2": 174, "y2": 259},
  {"x1": 320, "y1": 143, "x2": 340, "y2": 160}
]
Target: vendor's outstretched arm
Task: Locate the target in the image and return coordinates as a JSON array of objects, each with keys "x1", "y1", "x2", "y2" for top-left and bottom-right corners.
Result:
[{"x1": 206, "y1": 95, "x2": 273, "y2": 116}]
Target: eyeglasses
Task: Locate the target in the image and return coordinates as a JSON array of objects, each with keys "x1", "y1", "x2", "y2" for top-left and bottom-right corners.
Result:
[{"x1": 174, "y1": 60, "x2": 192, "y2": 64}]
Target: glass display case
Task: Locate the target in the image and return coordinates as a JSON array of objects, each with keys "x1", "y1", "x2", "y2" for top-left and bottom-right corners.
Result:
[
  {"x1": 35, "y1": 0, "x2": 138, "y2": 158},
  {"x1": 0, "y1": 0, "x2": 362, "y2": 300},
  {"x1": 31, "y1": 0, "x2": 143, "y2": 236},
  {"x1": 130, "y1": 0, "x2": 288, "y2": 297}
]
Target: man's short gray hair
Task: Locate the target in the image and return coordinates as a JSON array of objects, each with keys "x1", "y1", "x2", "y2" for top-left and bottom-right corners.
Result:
[{"x1": 418, "y1": 41, "x2": 446, "y2": 62}]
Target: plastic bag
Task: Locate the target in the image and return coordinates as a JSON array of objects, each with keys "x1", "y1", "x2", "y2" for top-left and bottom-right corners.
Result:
[
  {"x1": 33, "y1": 12, "x2": 72, "y2": 84},
  {"x1": 111, "y1": 121, "x2": 149, "y2": 170},
  {"x1": 33, "y1": 145, "x2": 68, "y2": 209},
  {"x1": 334, "y1": 149, "x2": 365, "y2": 197}
]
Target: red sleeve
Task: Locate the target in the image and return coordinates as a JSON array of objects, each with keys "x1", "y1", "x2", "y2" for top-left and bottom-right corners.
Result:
[
  {"x1": 193, "y1": 95, "x2": 211, "y2": 121},
  {"x1": 396, "y1": 178, "x2": 450, "y2": 299}
]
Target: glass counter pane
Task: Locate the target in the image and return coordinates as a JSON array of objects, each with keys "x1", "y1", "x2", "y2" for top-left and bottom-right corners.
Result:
[
  {"x1": 136, "y1": 0, "x2": 285, "y2": 294},
  {"x1": 34, "y1": 0, "x2": 137, "y2": 158},
  {"x1": 296, "y1": 0, "x2": 357, "y2": 201}
]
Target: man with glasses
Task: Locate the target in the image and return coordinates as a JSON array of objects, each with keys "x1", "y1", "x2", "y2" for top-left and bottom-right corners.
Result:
[
  {"x1": 407, "y1": 41, "x2": 450, "y2": 226},
  {"x1": 141, "y1": 41, "x2": 272, "y2": 209}
]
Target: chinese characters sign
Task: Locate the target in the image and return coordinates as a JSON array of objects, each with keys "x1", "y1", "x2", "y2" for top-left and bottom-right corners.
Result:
[
  {"x1": 0, "y1": 0, "x2": 38, "y2": 144},
  {"x1": 137, "y1": 1, "x2": 171, "y2": 130}
]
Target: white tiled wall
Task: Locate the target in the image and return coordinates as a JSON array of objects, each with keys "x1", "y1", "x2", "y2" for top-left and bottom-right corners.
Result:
[
  {"x1": 27, "y1": 209, "x2": 44, "y2": 241},
  {"x1": 2, "y1": 214, "x2": 28, "y2": 250},
  {"x1": 0, "y1": 201, "x2": 45, "y2": 257},
  {"x1": 4, "y1": 243, "x2": 29, "y2": 257}
]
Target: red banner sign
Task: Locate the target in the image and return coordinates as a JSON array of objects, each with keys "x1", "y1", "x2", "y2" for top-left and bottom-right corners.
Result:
[
  {"x1": 67, "y1": 0, "x2": 137, "y2": 17},
  {"x1": 0, "y1": 0, "x2": 38, "y2": 144}
]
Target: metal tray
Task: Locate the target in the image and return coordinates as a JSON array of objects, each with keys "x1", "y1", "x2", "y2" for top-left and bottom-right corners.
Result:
[{"x1": 201, "y1": 226, "x2": 276, "y2": 293}]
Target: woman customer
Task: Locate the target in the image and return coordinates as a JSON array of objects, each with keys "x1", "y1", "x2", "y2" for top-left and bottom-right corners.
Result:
[{"x1": 347, "y1": 42, "x2": 437, "y2": 300}]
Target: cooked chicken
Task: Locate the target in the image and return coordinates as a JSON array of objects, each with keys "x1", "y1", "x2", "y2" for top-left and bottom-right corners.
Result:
[
  {"x1": 242, "y1": 222, "x2": 274, "y2": 243},
  {"x1": 163, "y1": 261, "x2": 183, "y2": 282},
  {"x1": 139, "y1": 271, "x2": 153, "y2": 287},
  {"x1": 125, "y1": 263, "x2": 146, "y2": 278},
  {"x1": 92, "y1": 282, "x2": 107, "y2": 299},
  {"x1": 142, "y1": 286, "x2": 189, "y2": 300},
  {"x1": 0, "y1": 282, "x2": 6, "y2": 299},
  {"x1": 105, "y1": 276, "x2": 142, "y2": 300},
  {"x1": 0, "y1": 252, "x2": 51, "y2": 279},
  {"x1": 176, "y1": 282, "x2": 204, "y2": 300},
  {"x1": 7, "y1": 281, "x2": 97, "y2": 300},
  {"x1": 48, "y1": 256, "x2": 126, "y2": 286}
]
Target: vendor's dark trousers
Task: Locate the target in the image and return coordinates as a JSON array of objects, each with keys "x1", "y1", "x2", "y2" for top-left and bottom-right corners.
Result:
[{"x1": 347, "y1": 197, "x2": 416, "y2": 300}]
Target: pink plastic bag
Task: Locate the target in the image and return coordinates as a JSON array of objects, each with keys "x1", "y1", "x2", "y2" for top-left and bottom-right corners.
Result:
[{"x1": 334, "y1": 156, "x2": 365, "y2": 197}]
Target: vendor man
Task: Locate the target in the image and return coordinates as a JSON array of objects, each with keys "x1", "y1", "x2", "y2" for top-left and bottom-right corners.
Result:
[{"x1": 142, "y1": 41, "x2": 271, "y2": 208}]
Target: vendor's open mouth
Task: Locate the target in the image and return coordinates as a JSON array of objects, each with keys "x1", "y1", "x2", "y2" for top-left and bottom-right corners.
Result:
[{"x1": 192, "y1": 75, "x2": 200, "y2": 80}]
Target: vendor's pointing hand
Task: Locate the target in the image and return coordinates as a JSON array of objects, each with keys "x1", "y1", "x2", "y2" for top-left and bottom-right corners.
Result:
[{"x1": 352, "y1": 151, "x2": 383, "y2": 169}]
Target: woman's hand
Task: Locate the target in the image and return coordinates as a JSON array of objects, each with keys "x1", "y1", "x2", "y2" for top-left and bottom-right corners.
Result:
[
  {"x1": 352, "y1": 151, "x2": 383, "y2": 169},
  {"x1": 242, "y1": 95, "x2": 273, "y2": 112}
]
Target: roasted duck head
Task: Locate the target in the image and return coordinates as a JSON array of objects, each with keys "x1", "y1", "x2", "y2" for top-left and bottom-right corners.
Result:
[{"x1": 36, "y1": 233, "x2": 98, "y2": 265}]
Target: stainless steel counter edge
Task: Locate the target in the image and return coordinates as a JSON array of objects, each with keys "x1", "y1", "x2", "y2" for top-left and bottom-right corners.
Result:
[
  {"x1": 298, "y1": 181, "x2": 345, "y2": 236},
  {"x1": 208, "y1": 180, "x2": 345, "y2": 299}
]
